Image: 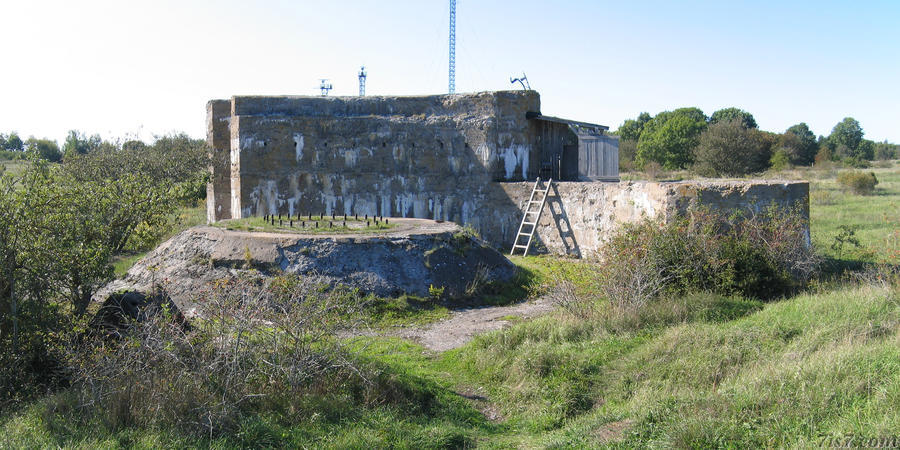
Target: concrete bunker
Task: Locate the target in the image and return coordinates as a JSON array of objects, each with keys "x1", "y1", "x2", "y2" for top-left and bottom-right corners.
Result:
[{"x1": 207, "y1": 90, "x2": 808, "y2": 257}]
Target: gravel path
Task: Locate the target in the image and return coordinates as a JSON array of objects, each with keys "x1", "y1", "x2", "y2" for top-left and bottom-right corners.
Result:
[{"x1": 388, "y1": 296, "x2": 555, "y2": 352}]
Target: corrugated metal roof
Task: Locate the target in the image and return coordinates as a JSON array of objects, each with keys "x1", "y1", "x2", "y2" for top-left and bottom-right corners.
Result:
[{"x1": 525, "y1": 112, "x2": 609, "y2": 131}]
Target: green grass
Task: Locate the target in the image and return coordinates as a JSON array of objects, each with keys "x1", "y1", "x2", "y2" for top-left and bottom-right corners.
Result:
[
  {"x1": 808, "y1": 163, "x2": 900, "y2": 264},
  {"x1": 508, "y1": 255, "x2": 602, "y2": 296},
  {"x1": 0, "y1": 159, "x2": 29, "y2": 189},
  {"x1": 364, "y1": 295, "x2": 451, "y2": 328},
  {"x1": 0, "y1": 159, "x2": 28, "y2": 179},
  {"x1": 214, "y1": 215, "x2": 395, "y2": 234}
]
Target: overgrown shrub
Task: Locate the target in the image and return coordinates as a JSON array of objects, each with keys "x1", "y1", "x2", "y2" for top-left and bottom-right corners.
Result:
[
  {"x1": 836, "y1": 170, "x2": 878, "y2": 195},
  {"x1": 814, "y1": 146, "x2": 833, "y2": 167},
  {"x1": 841, "y1": 156, "x2": 870, "y2": 168},
  {"x1": 61, "y1": 274, "x2": 401, "y2": 437},
  {"x1": 598, "y1": 205, "x2": 818, "y2": 307},
  {"x1": 769, "y1": 149, "x2": 791, "y2": 171},
  {"x1": 693, "y1": 119, "x2": 771, "y2": 177}
]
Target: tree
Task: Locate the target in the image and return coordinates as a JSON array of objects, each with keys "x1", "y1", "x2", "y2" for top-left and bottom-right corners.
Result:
[
  {"x1": 637, "y1": 107, "x2": 707, "y2": 170},
  {"x1": 616, "y1": 112, "x2": 652, "y2": 142},
  {"x1": 828, "y1": 117, "x2": 864, "y2": 157},
  {"x1": 2, "y1": 137, "x2": 208, "y2": 319},
  {"x1": 709, "y1": 107, "x2": 757, "y2": 129},
  {"x1": 4, "y1": 132, "x2": 23, "y2": 151},
  {"x1": 25, "y1": 138, "x2": 62, "y2": 162},
  {"x1": 779, "y1": 123, "x2": 818, "y2": 166},
  {"x1": 0, "y1": 139, "x2": 208, "y2": 407},
  {"x1": 856, "y1": 139, "x2": 875, "y2": 160},
  {"x1": 122, "y1": 139, "x2": 147, "y2": 151},
  {"x1": 62, "y1": 130, "x2": 102, "y2": 160},
  {"x1": 874, "y1": 141, "x2": 899, "y2": 160},
  {"x1": 693, "y1": 118, "x2": 771, "y2": 177}
]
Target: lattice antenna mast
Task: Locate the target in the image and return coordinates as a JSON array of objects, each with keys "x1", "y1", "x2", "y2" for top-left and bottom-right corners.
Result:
[
  {"x1": 358, "y1": 66, "x2": 367, "y2": 96},
  {"x1": 448, "y1": 0, "x2": 456, "y2": 94},
  {"x1": 319, "y1": 79, "x2": 333, "y2": 96}
]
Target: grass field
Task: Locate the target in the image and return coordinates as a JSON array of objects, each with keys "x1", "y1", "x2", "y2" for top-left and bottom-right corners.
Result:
[
  {"x1": 2, "y1": 161, "x2": 899, "y2": 447},
  {"x1": 0, "y1": 159, "x2": 28, "y2": 181},
  {"x1": 214, "y1": 214, "x2": 395, "y2": 234},
  {"x1": 807, "y1": 163, "x2": 900, "y2": 264}
]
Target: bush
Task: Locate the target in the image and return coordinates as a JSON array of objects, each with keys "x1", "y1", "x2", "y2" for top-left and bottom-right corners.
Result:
[
  {"x1": 693, "y1": 119, "x2": 771, "y2": 177},
  {"x1": 841, "y1": 156, "x2": 870, "y2": 168},
  {"x1": 814, "y1": 146, "x2": 833, "y2": 167},
  {"x1": 60, "y1": 274, "x2": 395, "y2": 437},
  {"x1": 836, "y1": 170, "x2": 878, "y2": 195},
  {"x1": 769, "y1": 149, "x2": 791, "y2": 171},
  {"x1": 598, "y1": 205, "x2": 818, "y2": 307}
]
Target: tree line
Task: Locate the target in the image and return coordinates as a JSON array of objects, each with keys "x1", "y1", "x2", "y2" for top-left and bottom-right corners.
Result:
[
  {"x1": 0, "y1": 130, "x2": 155, "y2": 162},
  {"x1": 614, "y1": 108, "x2": 899, "y2": 176}
]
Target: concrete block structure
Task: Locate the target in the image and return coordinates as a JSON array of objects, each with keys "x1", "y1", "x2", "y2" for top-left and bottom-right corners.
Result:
[{"x1": 207, "y1": 90, "x2": 808, "y2": 257}]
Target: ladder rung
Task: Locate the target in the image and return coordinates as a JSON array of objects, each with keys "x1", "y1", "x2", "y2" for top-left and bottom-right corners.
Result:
[{"x1": 511, "y1": 178, "x2": 554, "y2": 255}]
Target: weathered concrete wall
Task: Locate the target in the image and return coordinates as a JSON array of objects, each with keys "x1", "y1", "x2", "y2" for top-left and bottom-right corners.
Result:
[
  {"x1": 221, "y1": 91, "x2": 544, "y2": 221},
  {"x1": 218, "y1": 91, "x2": 546, "y2": 223},
  {"x1": 496, "y1": 180, "x2": 809, "y2": 257},
  {"x1": 206, "y1": 100, "x2": 231, "y2": 222},
  {"x1": 207, "y1": 91, "x2": 807, "y2": 257}
]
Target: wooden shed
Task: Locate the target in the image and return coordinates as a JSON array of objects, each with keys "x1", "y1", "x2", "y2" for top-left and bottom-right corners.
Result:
[{"x1": 529, "y1": 113, "x2": 619, "y2": 182}]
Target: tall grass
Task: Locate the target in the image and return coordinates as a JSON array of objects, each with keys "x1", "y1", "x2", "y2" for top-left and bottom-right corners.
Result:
[{"x1": 438, "y1": 281, "x2": 899, "y2": 447}]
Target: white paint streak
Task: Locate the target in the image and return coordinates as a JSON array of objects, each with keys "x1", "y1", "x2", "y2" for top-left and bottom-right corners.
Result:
[
  {"x1": 476, "y1": 143, "x2": 492, "y2": 167},
  {"x1": 381, "y1": 195, "x2": 392, "y2": 217},
  {"x1": 248, "y1": 180, "x2": 280, "y2": 216},
  {"x1": 498, "y1": 145, "x2": 532, "y2": 179},
  {"x1": 343, "y1": 148, "x2": 360, "y2": 167},
  {"x1": 293, "y1": 133, "x2": 304, "y2": 161}
]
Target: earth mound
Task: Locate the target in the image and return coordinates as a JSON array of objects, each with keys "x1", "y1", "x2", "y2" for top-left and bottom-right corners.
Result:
[{"x1": 99, "y1": 218, "x2": 517, "y2": 314}]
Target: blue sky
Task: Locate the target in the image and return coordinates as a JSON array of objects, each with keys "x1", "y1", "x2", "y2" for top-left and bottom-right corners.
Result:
[{"x1": 1, "y1": 0, "x2": 898, "y2": 144}]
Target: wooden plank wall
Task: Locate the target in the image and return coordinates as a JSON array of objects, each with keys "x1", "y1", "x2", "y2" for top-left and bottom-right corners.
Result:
[{"x1": 577, "y1": 134, "x2": 619, "y2": 181}]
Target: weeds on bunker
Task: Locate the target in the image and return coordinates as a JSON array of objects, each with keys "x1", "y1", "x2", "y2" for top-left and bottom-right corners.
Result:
[{"x1": 215, "y1": 215, "x2": 395, "y2": 234}]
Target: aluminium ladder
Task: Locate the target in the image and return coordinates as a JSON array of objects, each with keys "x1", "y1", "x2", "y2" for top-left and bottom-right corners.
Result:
[{"x1": 510, "y1": 178, "x2": 552, "y2": 256}]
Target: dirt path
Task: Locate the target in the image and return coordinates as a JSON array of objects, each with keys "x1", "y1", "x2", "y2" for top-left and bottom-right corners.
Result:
[{"x1": 389, "y1": 296, "x2": 555, "y2": 352}]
